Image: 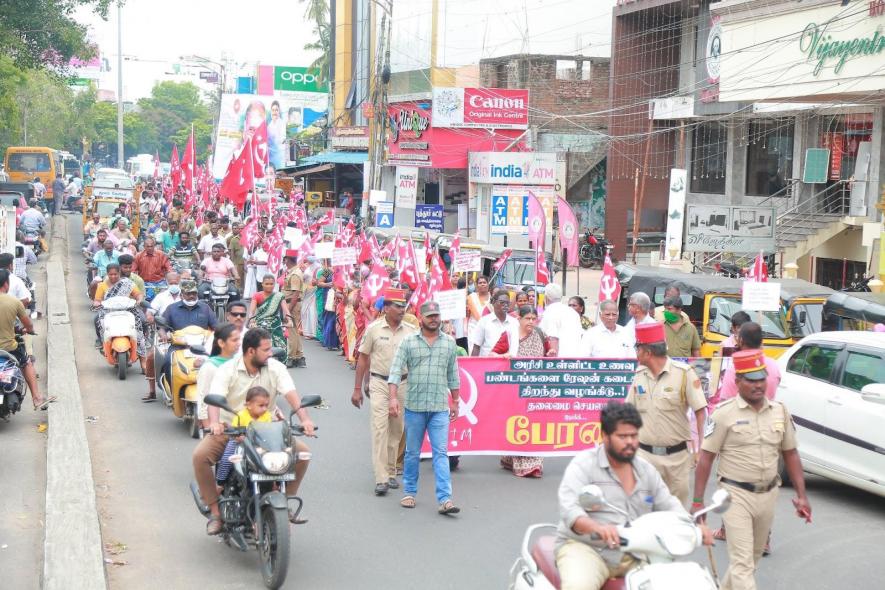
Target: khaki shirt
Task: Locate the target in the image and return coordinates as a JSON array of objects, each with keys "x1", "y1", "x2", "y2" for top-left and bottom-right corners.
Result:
[
  {"x1": 227, "y1": 235, "x2": 245, "y2": 266},
  {"x1": 664, "y1": 320, "x2": 701, "y2": 357},
  {"x1": 625, "y1": 358, "x2": 707, "y2": 446},
  {"x1": 209, "y1": 356, "x2": 296, "y2": 424},
  {"x1": 359, "y1": 317, "x2": 417, "y2": 377},
  {"x1": 283, "y1": 266, "x2": 303, "y2": 300},
  {"x1": 701, "y1": 396, "x2": 797, "y2": 484}
]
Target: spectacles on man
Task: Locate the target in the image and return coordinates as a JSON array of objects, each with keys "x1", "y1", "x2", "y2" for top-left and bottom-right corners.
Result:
[{"x1": 229, "y1": 312, "x2": 247, "y2": 318}]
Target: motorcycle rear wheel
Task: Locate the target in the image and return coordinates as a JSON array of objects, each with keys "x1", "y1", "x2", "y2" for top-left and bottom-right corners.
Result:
[
  {"x1": 116, "y1": 351, "x2": 127, "y2": 380},
  {"x1": 258, "y1": 505, "x2": 290, "y2": 589}
]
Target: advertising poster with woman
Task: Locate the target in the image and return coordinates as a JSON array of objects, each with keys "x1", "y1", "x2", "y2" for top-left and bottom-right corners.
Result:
[{"x1": 212, "y1": 93, "x2": 327, "y2": 179}]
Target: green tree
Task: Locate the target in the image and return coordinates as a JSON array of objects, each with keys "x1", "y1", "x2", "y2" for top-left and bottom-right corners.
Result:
[
  {"x1": 299, "y1": 0, "x2": 330, "y2": 83},
  {"x1": 138, "y1": 81, "x2": 212, "y2": 158}
]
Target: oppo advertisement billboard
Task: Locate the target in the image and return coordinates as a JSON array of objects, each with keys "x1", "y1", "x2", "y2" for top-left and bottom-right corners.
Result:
[{"x1": 211, "y1": 93, "x2": 328, "y2": 178}]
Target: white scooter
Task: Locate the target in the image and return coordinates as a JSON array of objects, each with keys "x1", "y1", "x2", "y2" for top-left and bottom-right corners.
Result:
[
  {"x1": 100, "y1": 296, "x2": 139, "y2": 380},
  {"x1": 509, "y1": 486, "x2": 730, "y2": 590}
]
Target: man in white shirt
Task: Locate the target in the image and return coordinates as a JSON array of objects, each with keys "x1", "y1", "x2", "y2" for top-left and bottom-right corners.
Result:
[
  {"x1": 196, "y1": 223, "x2": 227, "y2": 261},
  {"x1": 582, "y1": 299, "x2": 634, "y2": 358},
  {"x1": 13, "y1": 233, "x2": 37, "y2": 280},
  {"x1": 147, "y1": 271, "x2": 182, "y2": 320},
  {"x1": 0, "y1": 253, "x2": 31, "y2": 308},
  {"x1": 32, "y1": 178, "x2": 46, "y2": 200},
  {"x1": 623, "y1": 292, "x2": 658, "y2": 347},
  {"x1": 538, "y1": 283, "x2": 583, "y2": 358},
  {"x1": 471, "y1": 290, "x2": 519, "y2": 357}
]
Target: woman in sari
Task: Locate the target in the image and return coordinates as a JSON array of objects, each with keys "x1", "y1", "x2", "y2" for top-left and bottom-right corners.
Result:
[
  {"x1": 247, "y1": 274, "x2": 292, "y2": 350},
  {"x1": 494, "y1": 305, "x2": 546, "y2": 478},
  {"x1": 466, "y1": 275, "x2": 493, "y2": 351},
  {"x1": 196, "y1": 323, "x2": 241, "y2": 430},
  {"x1": 344, "y1": 286, "x2": 360, "y2": 366},
  {"x1": 314, "y1": 261, "x2": 333, "y2": 340},
  {"x1": 321, "y1": 285, "x2": 341, "y2": 351},
  {"x1": 300, "y1": 257, "x2": 319, "y2": 340}
]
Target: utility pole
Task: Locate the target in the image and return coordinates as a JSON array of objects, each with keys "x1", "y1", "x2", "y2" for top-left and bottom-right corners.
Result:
[
  {"x1": 116, "y1": 0, "x2": 124, "y2": 168},
  {"x1": 368, "y1": 0, "x2": 393, "y2": 195}
]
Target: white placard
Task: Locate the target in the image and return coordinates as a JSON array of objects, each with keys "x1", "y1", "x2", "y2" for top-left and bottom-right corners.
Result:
[
  {"x1": 369, "y1": 190, "x2": 388, "y2": 206},
  {"x1": 314, "y1": 241, "x2": 335, "y2": 259},
  {"x1": 395, "y1": 166, "x2": 418, "y2": 209},
  {"x1": 331, "y1": 247, "x2": 357, "y2": 267},
  {"x1": 0, "y1": 207, "x2": 15, "y2": 254},
  {"x1": 664, "y1": 169, "x2": 687, "y2": 260},
  {"x1": 284, "y1": 227, "x2": 305, "y2": 248},
  {"x1": 433, "y1": 289, "x2": 467, "y2": 322},
  {"x1": 741, "y1": 282, "x2": 782, "y2": 312},
  {"x1": 454, "y1": 249, "x2": 481, "y2": 272}
]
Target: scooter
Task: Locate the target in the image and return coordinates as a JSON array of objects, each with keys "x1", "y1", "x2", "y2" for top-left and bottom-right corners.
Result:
[
  {"x1": 100, "y1": 296, "x2": 139, "y2": 380},
  {"x1": 192, "y1": 393, "x2": 325, "y2": 590},
  {"x1": 509, "y1": 486, "x2": 730, "y2": 590},
  {"x1": 155, "y1": 323, "x2": 211, "y2": 439},
  {"x1": 0, "y1": 332, "x2": 28, "y2": 420},
  {"x1": 22, "y1": 228, "x2": 43, "y2": 256}
]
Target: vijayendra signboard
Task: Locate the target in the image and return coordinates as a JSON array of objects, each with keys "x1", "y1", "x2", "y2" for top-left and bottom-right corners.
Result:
[{"x1": 432, "y1": 87, "x2": 529, "y2": 130}]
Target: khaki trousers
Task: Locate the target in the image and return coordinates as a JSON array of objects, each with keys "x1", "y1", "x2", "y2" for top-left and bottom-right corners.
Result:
[
  {"x1": 192, "y1": 433, "x2": 229, "y2": 506},
  {"x1": 720, "y1": 484, "x2": 778, "y2": 590},
  {"x1": 555, "y1": 540, "x2": 637, "y2": 590},
  {"x1": 287, "y1": 300, "x2": 303, "y2": 360},
  {"x1": 637, "y1": 448, "x2": 691, "y2": 507},
  {"x1": 369, "y1": 376, "x2": 405, "y2": 483}
]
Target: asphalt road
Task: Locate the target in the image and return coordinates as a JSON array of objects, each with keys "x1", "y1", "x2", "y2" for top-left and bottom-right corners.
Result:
[
  {"x1": 61, "y1": 213, "x2": 885, "y2": 590},
  {"x1": 0, "y1": 219, "x2": 50, "y2": 590}
]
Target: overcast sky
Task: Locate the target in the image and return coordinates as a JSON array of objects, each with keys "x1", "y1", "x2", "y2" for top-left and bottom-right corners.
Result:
[{"x1": 78, "y1": 0, "x2": 613, "y2": 100}]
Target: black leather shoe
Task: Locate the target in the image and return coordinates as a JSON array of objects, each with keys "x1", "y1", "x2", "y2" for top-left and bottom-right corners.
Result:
[
  {"x1": 387, "y1": 477, "x2": 399, "y2": 489},
  {"x1": 374, "y1": 482, "x2": 389, "y2": 496}
]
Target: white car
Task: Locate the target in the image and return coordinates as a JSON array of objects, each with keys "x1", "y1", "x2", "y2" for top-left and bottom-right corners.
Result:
[{"x1": 776, "y1": 331, "x2": 885, "y2": 498}]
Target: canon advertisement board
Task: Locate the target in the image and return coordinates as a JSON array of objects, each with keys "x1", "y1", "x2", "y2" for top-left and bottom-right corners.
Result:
[{"x1": 432, "y1": 87, "x2": 529, "y2": 130}]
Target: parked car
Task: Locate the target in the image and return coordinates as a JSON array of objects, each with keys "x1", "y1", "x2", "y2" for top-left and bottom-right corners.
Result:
[{"x1": 776, "y1": 331, "x2": 885, "y2": 498}]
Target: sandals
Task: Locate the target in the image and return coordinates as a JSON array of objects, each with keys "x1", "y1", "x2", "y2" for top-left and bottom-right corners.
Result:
[
  {"x1": 33, "y1": 396, "x2": 58, "y2": 411},
  {"x1": 712, "y1": 527, "x2": 727, "y2": 541},
  {"x1": 206, "y1": 515, "x2": 222, "y2": 535},
  {"x1": 438, "y1": 500, "x2": 460, "y2": 515},
  {"x1": 400, "y1": 496, "x2": 416, "y2": 509}
]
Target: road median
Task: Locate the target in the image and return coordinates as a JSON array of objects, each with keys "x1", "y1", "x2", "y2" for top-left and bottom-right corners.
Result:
[{"x1": 43, "y1": 216, "x2": 107, "y2": 589}]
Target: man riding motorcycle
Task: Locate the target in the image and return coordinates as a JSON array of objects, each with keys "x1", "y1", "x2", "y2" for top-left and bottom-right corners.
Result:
[
  {"x1": 170, "y1": 231, "x2": 199, "y2": 275},
  {"x1": 193, "y1": 327, "x2": 315, "y2": 535},
  {"x1": 555, "y1": 402, "x2": 713, "y2": 589},
  {"x1": 198, "y1": 243, "x2": 240, "y2": 302}
]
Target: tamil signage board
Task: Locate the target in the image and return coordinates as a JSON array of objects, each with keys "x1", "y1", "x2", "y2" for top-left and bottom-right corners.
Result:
[
  {"x1": 433, "y1": 289, "x2": 468, "y2": 322},
  {"x1": 415, "y1": 204, "x2": 444, "y2": 232},
  {"x1": 468, "y1": 152, "x2": 560, "y2": 185},
  {"x1": 92, "y1": 187, "x2": 133, "y2": 199},
  {"x1": 273, "y1": 66, "x2": 327, "y2": 94},
  {"x1": 0, "y1": 207, "x2": 15, "y2": 254},
  {"x1": 717, "y1": 2, "x2": 885, "y2": 101},
  {"x1": 395, "y1": 166, "x2": 419, "y2": 208},
  {"x1": 375, "y1": 201, "x2": 394, "y2": 228},
  {"x1": 664, "y1": 169, "x2": 687, "y2": 260},
  {"x1": 742, "y1": 282, "x2": 782, "y2": 312},
  {"x1": 432, "y1": 87, "x2": 529, "y2": 130},
  {"x1": 212, "y1": 93, "x2": 328, "y2": 178},
  {"x1": 489, "y1": 186, "x2": 555, "y2": 236},
  {"x1": 329, "y1": 126, "x2": 369, "y2": 150},
  {"x1": 684, "y1": 205, "x2": 776, "y2": 253}
]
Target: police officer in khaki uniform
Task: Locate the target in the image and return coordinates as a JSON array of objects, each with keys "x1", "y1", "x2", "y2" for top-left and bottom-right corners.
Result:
[
  {"x1": 694, "y1": 349, "x2": 811, "y2": 590},
  {"x1": 351, "y1": 287, "x2": 417, "y2": 496},
  {"x1": 282, "y1": 250, "x2": 306, "y2": 368},
  {"x1": 625, "y1": 322, "x2": 707, "y2": 506}
]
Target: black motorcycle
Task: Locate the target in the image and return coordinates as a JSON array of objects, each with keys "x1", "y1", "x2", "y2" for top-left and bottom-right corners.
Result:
[
  {"x1": 199, "y1": 278, "x2": 240, "y2": 323},
  {"x1": 578, "y1": 227, "x2": 613, "y2": 268},
  {"x1": 0, "y1": 332, "x2": 29, "y2": 420},
  {"x1": 192, "y1": 393, "x2": 324, "y2": 589}
]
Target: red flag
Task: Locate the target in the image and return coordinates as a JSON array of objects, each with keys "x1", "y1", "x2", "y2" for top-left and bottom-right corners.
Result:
[
  {"x1": 240, "y1": 217, "x2": 259, "y2": 250},
  {"x1": 332, "y1": 265, "x2": 347, "y2": 290},
  {"x1": 310, "y1": 210, "x2": 335, "y2": 233},
  {"x1": 430, "y1": 251, "x2": 452, "y2": 291},
  {"x1": 536, "y1": 249, "x2": 550, "y2": 285},
  {"x1": 492, "y1": 248, "x2": 513, "y2": 273},
  {"x1": 598, "y1": 254, "x2": 621, "y2": 302},
  {"x1": 181, "y1": 130, "x2": 196, "y2": 198},
  {"x1": 341, "y1": 220, "x2": 356, "y2": 246},
  {"x1": 556, "y1": 197, "x2": 579, "y2": 267},
  {"x1": 170, "y1": 145, "x2": 181, "y2": 189},
  {"x1": 250, "y1": 120, "x2": 269, "y2": 178},
  {"x1": 380, "y1": 234, "x2": 399, "y2": 261},
  {"x1": 153, "y1": 151, "x2": 160, "y2": 180},
  {"x1": 397, "y1": 239, "x2": 422, "y2": 290},
  {"x1": 360, "y1": 261, "x2": 391, "y2": 304},
  {"x1": 265, "y1": 229, "x2": 285, "y2": 276},
  {"x1": 748, "y1": 251, "x2": 768, "y2": 282},
  {"x1": 423, "y1": 233, "x2": 432, "y2": 264},
  {"x1": 370, "y1": 233, "x2": 383, "y2": 263},
  {"x1": 357, "y1": 234, "x2": 373, "y2": 263},
  {"x1": 449, "y1": 232, "x2": 461, "y2": 266},
  {"x1": 219, "y1": 138, "x2": 255, "y2": 211}
]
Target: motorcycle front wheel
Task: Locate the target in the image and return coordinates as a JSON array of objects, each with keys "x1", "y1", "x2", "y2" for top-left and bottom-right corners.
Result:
[
  {"x1": 258, "y1": 505, "x2": 290, "y2": 589},
  {"x1": 116, "y1": 351, "x2": 127, "y2": 380},
  {"x1": 579, "y1": 247, "x2": 594, "y2": 268}
]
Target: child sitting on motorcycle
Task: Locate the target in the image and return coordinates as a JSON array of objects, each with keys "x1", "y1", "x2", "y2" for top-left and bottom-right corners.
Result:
[{"x1": 215, "y1": 386, "x2": 272, "y2": 485}]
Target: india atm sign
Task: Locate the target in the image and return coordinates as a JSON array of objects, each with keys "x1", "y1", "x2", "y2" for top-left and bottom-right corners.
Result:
[{"x1": 273, "y1": 66, "x2": 327, "y2": 94}]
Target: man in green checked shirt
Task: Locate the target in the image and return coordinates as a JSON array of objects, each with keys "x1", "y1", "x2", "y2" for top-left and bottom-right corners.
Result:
[{"x1": 388, "y1": 301, "x2": 462, "y2": 515}]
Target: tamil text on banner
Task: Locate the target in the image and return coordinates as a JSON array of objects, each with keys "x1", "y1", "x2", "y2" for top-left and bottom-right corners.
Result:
[
  {"x1": 212, "y1": 93, "x2": 328, "y2": 178},
  {"x1": 420, "y1": 356, "x2": 724, "y2": 457},
  {"x1": 415, "y1": 204, "x2": 444, "y2": 232}
]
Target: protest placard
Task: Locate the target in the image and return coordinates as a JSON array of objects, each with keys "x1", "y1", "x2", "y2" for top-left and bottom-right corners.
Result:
[
  {"x1": 433, "y1": 289, "x2": 467, "y2": 321},
  {"x1": 454, "y1": 249, "x2": 481, "y2": 272},
  {"x1": 331, "y1": 247, "x2": 357, "y2": 267}
]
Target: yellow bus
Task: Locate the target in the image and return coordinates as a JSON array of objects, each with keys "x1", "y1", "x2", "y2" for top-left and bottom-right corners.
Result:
[{"x1": 3, "y1": 146, "x2": 63, "y2": 187}]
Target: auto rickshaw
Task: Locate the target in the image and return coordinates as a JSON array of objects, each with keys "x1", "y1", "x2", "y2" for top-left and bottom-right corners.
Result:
[
  {"x1": 617, "y1": 265, "x2": 794, "y2": 358},
  {"x1": 822, "y1": 291, "x2": 885, "y2": 331},
  {"x1": 777, "y1": 279, "x2": 837, "y2": 341},
  {"x1": 82, "y1": 184, "x2": 141, "y2": 238}
]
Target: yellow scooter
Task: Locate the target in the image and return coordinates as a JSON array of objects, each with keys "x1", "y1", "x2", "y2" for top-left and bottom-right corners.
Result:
[{"x1": 155, "y1": 325, "x2": 212, "y2": 439}]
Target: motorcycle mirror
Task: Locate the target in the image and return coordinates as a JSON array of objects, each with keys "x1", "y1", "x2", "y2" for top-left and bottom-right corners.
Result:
[
  {"x1": 578, "y1": 484, "x2": 605, "y2": 510},
  {"x1": 296, "y1": 394, "x2": 324, "y2": 409},
  {"x1": 710, "y1": 489, "x2": 731, "y2": 513},
  {"x1": 189, "y1": 345, "x2": 207, "y2": 356},
  {"x1": 203, "y1": 394, "x2": 235, "y2": 414}
]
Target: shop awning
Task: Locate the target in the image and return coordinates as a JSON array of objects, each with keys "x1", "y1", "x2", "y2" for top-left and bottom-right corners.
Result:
[
  {"x1": 298, "y1": 151, "x2": 369, "y2": 166},
  {"x1": 289, "y1": 163, "x2": 334, "y2": 176}
]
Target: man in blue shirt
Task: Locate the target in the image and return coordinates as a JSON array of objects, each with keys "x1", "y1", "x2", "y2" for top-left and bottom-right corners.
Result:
[
  {"x1": 90, "y1": 239, "x2": 119, "y2": 300},
  {"x1": 161, "y1": 279, "x2": 217, "y2": 331}
]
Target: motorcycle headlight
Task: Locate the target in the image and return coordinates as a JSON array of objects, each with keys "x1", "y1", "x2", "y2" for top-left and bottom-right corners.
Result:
[{"x1": 261, "y1": 451, "x2": 291, "y2": 474}]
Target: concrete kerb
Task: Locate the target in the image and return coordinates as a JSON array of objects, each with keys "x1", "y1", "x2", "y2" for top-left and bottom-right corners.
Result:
[{"x1": 43, "y1": 217, "x2": 108, "y2": 589}]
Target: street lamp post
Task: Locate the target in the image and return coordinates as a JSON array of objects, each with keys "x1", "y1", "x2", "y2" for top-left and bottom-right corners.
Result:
[{"x1": 116, "y1": 1, "x2": 124, "y2": 168}]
